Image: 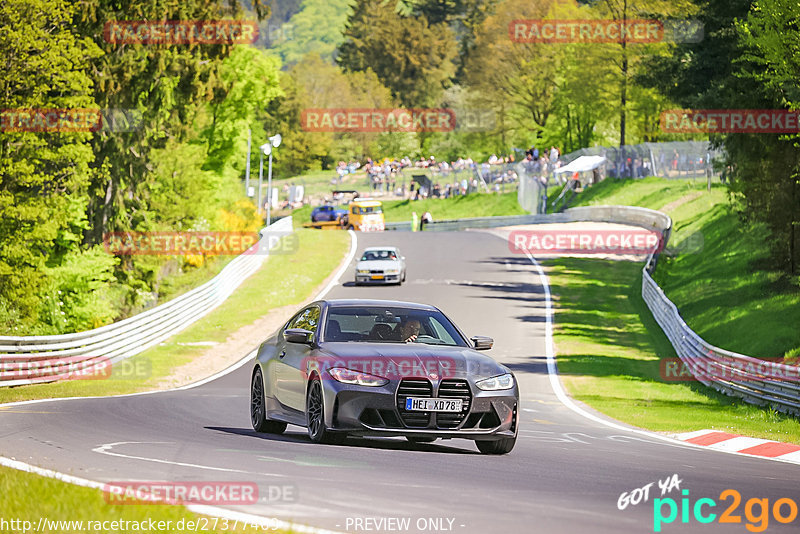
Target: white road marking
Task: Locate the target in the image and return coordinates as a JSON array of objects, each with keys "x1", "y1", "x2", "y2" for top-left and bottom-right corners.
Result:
[{"x1": 92, "y1": 441, "x2": 288, "y2": 477}]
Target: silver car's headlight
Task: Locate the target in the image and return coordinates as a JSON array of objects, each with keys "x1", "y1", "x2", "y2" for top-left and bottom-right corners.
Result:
[
  {"x1": 356, "y1": 269, "x2": 370, "y2": 274},
  {"x1": 385, "y1": 269, "x2": 400, "y2": 274},
  {"x1": 475, "y1": 373, "x2": 515, "y2": 391},
  {"x1": 328, "y1": 367, "x2": 388, "y2": 387}
]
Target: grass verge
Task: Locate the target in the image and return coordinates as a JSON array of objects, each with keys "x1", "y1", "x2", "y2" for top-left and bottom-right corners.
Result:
[
  {"x1": 0, "y1": 464, "x2": 288, "y2": 533},
  {"x1": 0, "y1": 229, "x2": 350, "y2": 404},
  {"x1": 546, "y1": 258, "x2": 800, "y2": 443},
  {"x1": 290, "y1": 191, "x2": 525, "y2": 225},
  {"x1": 547, "y1": 176, "x2": 800, "y2": 441}
]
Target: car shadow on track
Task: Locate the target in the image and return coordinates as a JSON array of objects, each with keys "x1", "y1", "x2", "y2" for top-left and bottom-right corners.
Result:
[
  {"x1": 505, "y1": 359, "x2": 549, "y2": 375},
  {"x1": 206, "y1": 426, "x2": 479, "y2": 454}
]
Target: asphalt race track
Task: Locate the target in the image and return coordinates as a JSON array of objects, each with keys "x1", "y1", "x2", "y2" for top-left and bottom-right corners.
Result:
[{"x1": 1, "y1": 230, "x2": 797, "y2": 533}]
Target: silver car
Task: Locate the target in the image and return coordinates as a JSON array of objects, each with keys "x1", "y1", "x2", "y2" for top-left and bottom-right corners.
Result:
[
  {"x1": 354, "y1": 246, "x2": 406, "y2": 285},
  {"x1": 249, "y1": 299, "x2": 519, "y2": 454}
]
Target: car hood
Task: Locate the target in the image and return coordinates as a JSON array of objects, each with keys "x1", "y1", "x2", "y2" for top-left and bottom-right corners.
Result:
[
  {"x1": 356, "y1": 260, "x2": 401, "y2": 270},
  {"x1": 314, "y1": 342, "x2": 507, "y2": 380}
]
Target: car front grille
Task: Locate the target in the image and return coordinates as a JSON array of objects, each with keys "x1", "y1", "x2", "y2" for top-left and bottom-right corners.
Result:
[
  {"x1": 435, "y1": 379, "x2": 471, "y2": 429},
  {"x1": 396, "y1": 378, "x2": 472, "y2": 429},
  {"x1": 397, "y1": 378, "x2": 432, "y2": 427},
  {"x1": 369, "y1": 269, "x2": 384, "y2": 274}
]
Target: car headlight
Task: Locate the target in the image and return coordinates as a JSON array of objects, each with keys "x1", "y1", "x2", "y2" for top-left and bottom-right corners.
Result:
[
  {"x1": 475, "y1": 373, "x2": 515, "y2": 391},
  {"x1": 328, "y1": 367, "x2": 389, "y2": 387},
  {"x1": 356, "y1": 269, "x2": 369, "y2": 274},
  {"x1": 385, "y1": 269, "x2": 399, "y2": 274}
]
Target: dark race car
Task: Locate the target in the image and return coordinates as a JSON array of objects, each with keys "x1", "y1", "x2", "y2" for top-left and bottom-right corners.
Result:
[
  {"x1": 310, "y1": 204, "x2": 347, "y2": 223},
  {"x1": 249, "y1": 299, "x2": 519, "y2": 454}
]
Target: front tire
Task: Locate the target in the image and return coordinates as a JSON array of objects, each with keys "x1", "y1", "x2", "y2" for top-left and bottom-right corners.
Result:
[
  {"x1": 251, "y1": 368, "x2": 287, "y2": 434},
  {"x1": 306, "y1": 377, "x2": 345, "y2": 444},
  {"x1": 476, "y1": 436, "x2": 516, "y2": 455}
]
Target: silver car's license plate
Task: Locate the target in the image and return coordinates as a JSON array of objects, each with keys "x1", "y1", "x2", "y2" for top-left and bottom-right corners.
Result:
[{"x1": 405, "y1": 397, "x2": 463, "y2": 412}]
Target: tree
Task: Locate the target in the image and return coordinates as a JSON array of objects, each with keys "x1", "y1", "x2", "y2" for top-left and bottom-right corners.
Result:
[
  {"x1": 73, "y1": 0, "x2": 270, "y2": 244},
  {"x1": 264, "y1": 54, "x2": 396, "y2": 173},
  {"x1": 272, "y1": 0, "x2": 353, "y2": 65},
  {"x1": 589, "y1": 0, "x2": 698, "y2": 148},
  {"x1": 338, "y1": 0, "x2": 457, "y2": 108},
  {"x1": 463, "y1": 0, "x2": 561, "y2": 150},
  {"x1": 731, "y1": 0, "x2": 800, "y2": 274},
  {"x1": 0, "y1": 0, "x2": 99, "y2": 328}
]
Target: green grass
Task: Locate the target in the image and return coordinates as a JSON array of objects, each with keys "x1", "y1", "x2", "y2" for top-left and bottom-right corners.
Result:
[
  {"x1": 0, "y1": 229, "x2": 349, "y2": 404},
  {"x1": 381, "y1": 192, "x2": 525, "y2": 222},
  {"x1": 547, "y1": 258, "x2": 800, "y2": 443},
  {"x1": 0, "y1": 465, "x2": 288, "y2": 533},
  {"x1": 290, "y1": 191, "x2": 525, "y2": 226},
  {"x1": 546, "y1": 176, "x2": 800, "y2": 441},
  {"x1": 570, "y1": 176, "x2": 709, "y2": 210}
]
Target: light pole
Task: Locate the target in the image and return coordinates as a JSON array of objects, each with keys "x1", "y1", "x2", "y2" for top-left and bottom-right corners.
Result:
[
  {"x1": 265, "y1": 134, "x2": 282, "y2": 225},
  {"x1": 257, "y1": 143, "x2": 267, "y2": 218},
  {"x1": 245, "y1": 128, "x2": 251, "y2": 197},
  {"x1": 257, "y1": 134, "x2": 282, "y2": 224}
]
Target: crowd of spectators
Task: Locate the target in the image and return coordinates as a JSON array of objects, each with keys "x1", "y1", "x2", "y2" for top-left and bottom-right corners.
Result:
[{"x1": 335, "y1": 146, "x2": 562, "y2": 200}]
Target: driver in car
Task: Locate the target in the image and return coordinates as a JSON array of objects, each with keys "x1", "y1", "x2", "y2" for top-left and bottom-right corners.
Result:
[{"x1": 395, "y1": 318, "x2": 421, "y2": 342}]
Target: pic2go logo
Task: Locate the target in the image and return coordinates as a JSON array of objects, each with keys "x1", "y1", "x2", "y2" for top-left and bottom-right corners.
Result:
[{"x1": 653, "y1": 489, "x2": 799, "y2": 532}]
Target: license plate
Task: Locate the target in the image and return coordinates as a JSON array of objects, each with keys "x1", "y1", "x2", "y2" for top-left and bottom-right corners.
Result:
[
  {"x1": 405, "y1": 397, "x2": 463, "y2": 412},
  {"x1": 371, "y1": 275, "x2": 384, "y2": 280}
]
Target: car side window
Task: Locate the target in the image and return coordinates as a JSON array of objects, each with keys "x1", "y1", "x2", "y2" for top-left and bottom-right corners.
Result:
[{"x1": 287, "y1": 306, "x2": 321, "y2": 334}]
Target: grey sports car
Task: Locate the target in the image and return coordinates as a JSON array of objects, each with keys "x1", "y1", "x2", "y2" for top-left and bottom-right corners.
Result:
[{"x1": 250, "y1": 299, "x2": 519, "y2": 454}]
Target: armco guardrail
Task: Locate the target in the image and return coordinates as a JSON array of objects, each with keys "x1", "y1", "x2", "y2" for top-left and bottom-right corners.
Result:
[
  {"x1": 0, "y1": 217, "x2": 294, "y2": 387},
  {"x1": 642, "y1": 272, "x2": 800, "y2": 415},
  {"x1": 617, "y1": 208, "x2": 800, "y2": 416},
  {"x1": 386, "y1": 206, "x2": 670, "y2": 236}
]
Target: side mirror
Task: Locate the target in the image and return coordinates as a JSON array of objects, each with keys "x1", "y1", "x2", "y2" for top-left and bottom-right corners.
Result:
[
  {"x1": 471, "y1": 336, "x2": 493, "y2": 351},
  {"x1": 284, "y1": 328, "x2": 314, "y2": 344}
]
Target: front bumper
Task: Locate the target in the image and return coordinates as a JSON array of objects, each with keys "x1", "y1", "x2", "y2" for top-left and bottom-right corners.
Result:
[
  {"x1": 355, "y1": 273, "x2": 401, "y2": 284},
  {"x1": 322, "y1": 377, "x2": 518, "y2": 441}
]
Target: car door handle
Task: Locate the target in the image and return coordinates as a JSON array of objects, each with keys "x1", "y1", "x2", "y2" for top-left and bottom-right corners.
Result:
[{"x1": 279, "y1": 350, "x2": 286, "y2": 358}]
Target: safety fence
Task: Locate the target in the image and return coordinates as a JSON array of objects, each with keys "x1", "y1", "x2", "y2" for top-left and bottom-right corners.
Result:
[
  {"x1": 623, "y1": 209, "x2": 800, "y2": 416},
  {"x1": 0, "y1": 218, "x2": 294, "y2": 387}
]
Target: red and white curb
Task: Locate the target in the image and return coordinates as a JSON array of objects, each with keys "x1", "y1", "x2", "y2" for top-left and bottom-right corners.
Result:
[{"x1": 672, "y1": 429, "x2": 800, "y2": 464}]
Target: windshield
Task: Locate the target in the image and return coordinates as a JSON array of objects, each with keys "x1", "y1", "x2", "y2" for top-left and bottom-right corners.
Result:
[
  {"x1": 360, "y1": 250, "x2": 398, "y2": 261},
  {"x1": 324, "y1": 306, "x2": 467, "y2": 346},
  {"x1": 352, "y1": 206, "x2": 382, "y2": 215}
]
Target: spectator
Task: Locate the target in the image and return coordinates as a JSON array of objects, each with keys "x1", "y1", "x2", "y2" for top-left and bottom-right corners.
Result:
[{"x1": 420, "y1": 211, "x2": 432, "y2": 231}]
